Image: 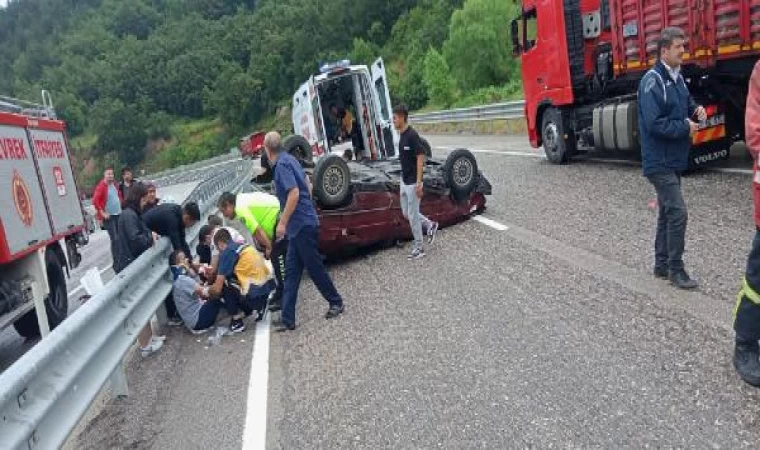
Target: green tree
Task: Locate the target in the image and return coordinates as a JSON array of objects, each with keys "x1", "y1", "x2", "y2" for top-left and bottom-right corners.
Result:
[
  {"x1": 90, "y1": 99, "x2": 148, "y2": 167},
  {"x1": 443, "y1": 0, "x2": 517, "y2": 91},
  {"x1": 423, "y1": 48, "x2": 456, "y2": 107}
]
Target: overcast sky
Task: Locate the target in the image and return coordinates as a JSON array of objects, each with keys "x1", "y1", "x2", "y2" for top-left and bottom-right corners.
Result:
[{"x1": 0, "y1": 0, "x2": 7, "y2": 8}]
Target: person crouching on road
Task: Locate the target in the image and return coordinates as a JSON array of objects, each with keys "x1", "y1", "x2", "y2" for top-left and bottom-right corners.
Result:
[
  {"x1": 638, "y1": 27, "x2": 706, "y2": 289},
  {"x1": 206, "y1": 228, "x2": 275, "y2": 330},
  {"x1": 733, "y1": 60, "x2": 760, "y2": 387},
  {"x1": 264, "y1": 131, "x2": 344, "y2": 332},
  {"x1": 392, "y1": 105, "x2": 439, "y2": 259},
  {"x1": 218, "y1": 191, "x2": 287, "y2": 313},
  {"x1": 113, "y1": 181, "x2": 166, "y2": 357}
]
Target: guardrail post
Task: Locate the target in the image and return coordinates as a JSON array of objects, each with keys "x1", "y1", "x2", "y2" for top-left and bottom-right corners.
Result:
[{"x1": 109, "y1": 362, "x2": 129, "y2": 398}]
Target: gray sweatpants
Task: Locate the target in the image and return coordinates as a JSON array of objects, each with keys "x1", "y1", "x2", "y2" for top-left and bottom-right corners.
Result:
[{"x1": 400, "y1": 182, "x2": 433, "y2": 250}]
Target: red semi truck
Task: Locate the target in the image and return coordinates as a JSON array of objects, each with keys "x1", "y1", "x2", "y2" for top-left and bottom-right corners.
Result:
[
  {"x1": 0, "y1": 92, "x2": 87, "y2": 339},
  {"x1": 511, "y1": 0, "x2": 760, "y2": 165}
]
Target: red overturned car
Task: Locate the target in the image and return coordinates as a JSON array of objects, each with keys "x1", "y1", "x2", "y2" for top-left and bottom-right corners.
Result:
[{"x1": 250, "y1": 58, "x2": 492, "y2": 257}]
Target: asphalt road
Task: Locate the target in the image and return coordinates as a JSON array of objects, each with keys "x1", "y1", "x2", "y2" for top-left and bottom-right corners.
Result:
[
  {"x1": 0, "y1": 181, "x2": 200, "y2": 374},
  {"x1": 74, "y1": 135, "x2": 760, "y2": 448}
]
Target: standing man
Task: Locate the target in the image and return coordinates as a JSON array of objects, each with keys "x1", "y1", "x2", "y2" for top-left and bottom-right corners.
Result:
[
  {"x1": 638, "y1": 27, "x2": 706, "y2": 289},
  {"x1": 264, "y1": 131, "x2": 344, "y2": 331},
  {"x1": 119, "y1": 166, "x2": 137, "y2": 204},
  {"x1": 218, "y1": 191, "x2": 287, "y2": 311},
  {"x1": 92, "y1": 168, "x2": 123, "y2": 262},
  {"x1": 392, "y1": 105, "x2": 439, "y2": 259},
  {"x1": 733, "y1": 60, "x2": 760, "y2": 387},
  {"x1": 143, "y1": 201, "x2": 201, "y2": 263}
]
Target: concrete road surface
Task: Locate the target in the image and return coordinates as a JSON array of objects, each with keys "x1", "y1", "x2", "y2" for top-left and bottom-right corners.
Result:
[
  {"x1": 73, "y1": 136, "x2": 760, "y2": 448},
  {"x1": 0, "y1": 181, "x2": 200, "y2": 373}
]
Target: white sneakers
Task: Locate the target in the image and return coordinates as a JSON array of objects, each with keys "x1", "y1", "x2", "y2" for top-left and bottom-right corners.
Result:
[{"x1": 140, "y1": 335, "x2": 165, "y2": 358}]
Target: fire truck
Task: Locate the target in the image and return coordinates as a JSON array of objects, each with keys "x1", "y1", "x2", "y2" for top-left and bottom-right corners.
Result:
[
  {"x1": 0, "y1": 92, "x2": 87, "y2": 339},
  {"x1": 511, "y1": 0, "x2": 760, "y2": 165}
]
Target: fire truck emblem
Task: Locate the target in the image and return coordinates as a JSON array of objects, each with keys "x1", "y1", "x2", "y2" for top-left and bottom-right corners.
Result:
[{"x1": 12, "y1": 170, "x2": 33, "y2": 227}]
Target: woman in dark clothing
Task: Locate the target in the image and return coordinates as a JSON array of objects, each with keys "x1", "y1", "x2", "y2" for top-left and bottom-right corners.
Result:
[{"x1": 115, "y1": 182, "x2": 165, "y2": 357}]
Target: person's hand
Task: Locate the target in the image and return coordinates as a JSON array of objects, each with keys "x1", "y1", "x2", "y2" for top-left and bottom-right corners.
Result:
[
  {"x1": 688, "y1": 120, "x2": 700, "y2": 136},
  {"x1": 102, "y1": 212, "x2": 110, "y2": 220},
  {"x1": 264, "y1": 245, "x2": 272, "y2": 259},
  {"x1": 415, "y1": 182, "x2": 423, "y2": 199},
  {"x1": 276, "y1": 222, "x2": 286, "y2": 240},
  {"x1": 152, "y1": 232, "x2": 160, "y2": 242},
  {"x1": 695, "y1": 106, "x2": 707, "y2": 122}
]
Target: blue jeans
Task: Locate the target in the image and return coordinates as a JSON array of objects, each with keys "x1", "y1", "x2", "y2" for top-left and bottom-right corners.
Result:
[
  {"x1": 647, "y1": 171, "x2": 688, "y2": 272},
  {"x1": 281, "y1": 226, "x2": 343, "y2": 327},
  {"x1": 194, "y1": 301, "x2": 221, "y2": 330}
]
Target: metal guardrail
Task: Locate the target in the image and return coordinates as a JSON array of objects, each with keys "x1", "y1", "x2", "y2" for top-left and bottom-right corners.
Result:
[
  {"x1": 0, "y1": 159, "x2": 255, "y2": 450},
  {"x1": 409, "y1": 100, "x2": 526, "y2": 124},
  {"x1": 147, "y1": 150, "x2": 241, "y2": 186}
]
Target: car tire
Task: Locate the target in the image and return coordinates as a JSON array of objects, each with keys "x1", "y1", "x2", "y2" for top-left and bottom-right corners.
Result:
[
  {"x1": 443, "y1": 148, "x2": 479, "y2": 201},
  {"x1": 542, "y1": 107, "x2": 574, "y2": 164},
  {"x1": 13, "y1": 252, "x2": 68, "y2": 338},
  {"x1": 283, "y1": 135, "x2": 314, "y2": 167},
  {"x1": 313, "y1": 154, "x2": 352, "y2": 209}
]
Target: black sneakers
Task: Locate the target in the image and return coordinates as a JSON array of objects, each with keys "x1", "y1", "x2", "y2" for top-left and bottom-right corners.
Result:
[
  {"x1": 653, "y1": 266, "x2": 668, "y2": 279},
  {"x1": 325, "y1": 304, "x2": 344, "y2": 319},
  {"x1": 669, "y1": 270, "x2": 698, "y2": 290},
  {"x1": 230, "y1": 318, "x2": 246, "y2": 333}
]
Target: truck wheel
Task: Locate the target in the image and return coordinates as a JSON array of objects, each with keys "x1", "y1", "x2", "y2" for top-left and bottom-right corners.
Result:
[
  {"x1": 283, "y1": 135, "x2": 314, "y2": 167},
  {"x1": 542, "y1": 108, "x2": 573, "y2": 164},
  {"x1": 313, "y1": 154, "x2": 352, "y2": 209},
  {"x1": 443, "y1": 148, "x2": 479, "y2": 201},
  {"x1": 13, "y1": 253, "x2": 68, "y2": 338}
]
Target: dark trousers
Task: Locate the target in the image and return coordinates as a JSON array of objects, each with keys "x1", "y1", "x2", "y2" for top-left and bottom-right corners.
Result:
[
  {"x1": 103, "y1": 215, "x2": 120, "y2": 262},
  {"x1": 195, "y1": 301, "x2": 221, "y2": 330},
  {"x1": 647, "y1": 171, "x2": 688, "y2": 273},
  {"x1": 281, "y1": 226, "x2": 343, "y2": 327},
  {"x1": 270, "y1": 238, "x2": 288, "y2": 304},
  {"x1": 247, "y1": 279, "x2": 277, "y2": 317},
  {"x1": 221, "y1": 283, "x2": 248, "y2": 318},
  {"x1": 735, "y1": 229, "x2": 760, "y2": 343}
]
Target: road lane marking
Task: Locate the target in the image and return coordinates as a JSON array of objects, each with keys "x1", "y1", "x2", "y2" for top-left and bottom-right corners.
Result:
[
  {"x1": 242, "y1": 314, "x2": 271, "y2": 449},
  {"x1": 472, "y1": 216, "x2": 509, "y2": 231},
  {"x1": 68, "y1": 264, "x2": 113, "y2": 298}
]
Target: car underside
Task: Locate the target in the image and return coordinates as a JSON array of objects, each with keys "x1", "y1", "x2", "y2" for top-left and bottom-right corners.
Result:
[{"x1": 250, "y1": 148, "x2": 491, "y2": 258}]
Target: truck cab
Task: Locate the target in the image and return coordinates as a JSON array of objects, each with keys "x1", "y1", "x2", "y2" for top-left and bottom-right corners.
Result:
[{"x1": 291, "y1": 58, "x2": 399, "y2": 163}]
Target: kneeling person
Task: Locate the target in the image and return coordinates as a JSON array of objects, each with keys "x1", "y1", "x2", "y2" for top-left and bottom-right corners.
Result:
[
  {"x1": 209, "y1": 229, "x2": 275, "y2": 332},
  {"x1": 170, "y1": 251, "x2": 222, "y2": 333}
]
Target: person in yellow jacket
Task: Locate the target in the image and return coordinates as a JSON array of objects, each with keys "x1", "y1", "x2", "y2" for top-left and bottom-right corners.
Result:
[{"x1": 218, "y1": 191, "x2": 287, "y2": 311}]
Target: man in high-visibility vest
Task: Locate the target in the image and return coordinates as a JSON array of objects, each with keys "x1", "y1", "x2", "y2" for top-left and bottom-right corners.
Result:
[
  {"x1": 734, "y1": 60, "x2": 760, "y2": 387},
  {"x1": 218, "y1": 190, "x2": 287, "y2": 311}
]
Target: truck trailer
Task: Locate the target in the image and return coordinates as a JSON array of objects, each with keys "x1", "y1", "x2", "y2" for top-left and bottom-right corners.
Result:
[{"x1": 511, "y1": 0, "x2": 760, "y2": 165}]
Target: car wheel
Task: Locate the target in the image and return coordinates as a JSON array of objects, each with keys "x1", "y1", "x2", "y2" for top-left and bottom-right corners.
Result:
[
  {"x1": 542, "y1": 107, "x2": 574, "y2": 164},
  {"x1": 443, "y1": 148, "x2": 479, "y2": 201},
  {"x1": 283, "y1": 135, "x2": 314, "y2": 167},
  {"x1": 13, "y1": 252, "x2": 68, "y2": 338},
  {"x1": 313, "y1": 154, "x2": 352, "y2": 208}
]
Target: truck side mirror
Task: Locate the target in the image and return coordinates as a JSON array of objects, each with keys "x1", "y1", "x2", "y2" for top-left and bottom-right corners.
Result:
[{"x1": 510, "y1": 19, "x2": 522, "y2": 56}]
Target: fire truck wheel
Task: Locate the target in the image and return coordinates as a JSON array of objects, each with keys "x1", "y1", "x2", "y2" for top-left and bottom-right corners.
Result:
[
  {"x1": 542, "y1": 107, "x2": 572, "y2": 164},
  {"x1": 13, "y1": 253, "x2": 68, "y2": 338},
  {"x1": 313, "y1": 154, "x2": 353, "y2": 208},
  {"x1": 283, "y1": 135, "x2": 315, "y2": 167}
]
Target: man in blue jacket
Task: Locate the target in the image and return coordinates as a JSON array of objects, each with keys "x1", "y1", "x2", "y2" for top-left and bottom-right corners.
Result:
[{"x1": 638, "y1": 26, "x2": 706, "y2": 290}]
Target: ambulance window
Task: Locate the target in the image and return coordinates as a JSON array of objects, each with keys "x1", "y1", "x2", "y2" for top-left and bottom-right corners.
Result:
[
  {"x1": 375, "y1": 79, "x2": 390, "y2": 121},
  {"x1": 522, "y1": 8, "x2": 537, "y2": 52}
]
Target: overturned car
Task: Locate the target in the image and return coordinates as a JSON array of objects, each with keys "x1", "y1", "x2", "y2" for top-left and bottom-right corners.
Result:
[{"x1": 252, "y1": 58, "x2": 492, "y2": 257}]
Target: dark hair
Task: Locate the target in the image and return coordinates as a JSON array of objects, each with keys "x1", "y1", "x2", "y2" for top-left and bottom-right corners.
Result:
[
  {"x1": 343, "y1": 149, "x2": 353, "y2": 160},
  {"x1": 182, "y1": 202, "x2": 201, "y2": 221},
  {"x1": 657, "y1": 27, "x2": 686, "y2": 57},
  {"x1": 208, "y1": 215, "x2": 223, "y2": 228},
  {"x1": 168, "y1": 249, "x2": 183, "y2": 266},
  {"x1": 218, "y1": 192, "x2": 236, "y2": 209},
  {"x1": 199, "y1": 224, "x2": 213, "y2": 242},
  {"x1": 124, "y1": 181, "x2": 149, "y2": 212},
  {"x1": 121, "y1": 166, "x2": 133, "y2": 175},
  {"x1": 392, "y1": 104, "x2": 409, "y2": 121},
  {"x1": 213, "y1": 227, "x2": 232, "y2": 247}
]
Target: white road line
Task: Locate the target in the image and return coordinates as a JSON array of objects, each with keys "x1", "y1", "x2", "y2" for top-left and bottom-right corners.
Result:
[
  {"x1": 472, "y1": 216, "x2": 509, "y2": 231},
  {"x1": 68, "y1": 264, "x2": 113, "y2": 298},
  {"x1": 242, "y1": 314, "x2": 271, "y2": 449}
]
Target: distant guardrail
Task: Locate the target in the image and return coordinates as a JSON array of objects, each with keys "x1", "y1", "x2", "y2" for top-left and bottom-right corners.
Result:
[
  {"x1": 0, "y1": 159, "x2": 255, "y2": 450},
  {"x1": 409, "y1": 100, "x2": 526, "y2": 124}
]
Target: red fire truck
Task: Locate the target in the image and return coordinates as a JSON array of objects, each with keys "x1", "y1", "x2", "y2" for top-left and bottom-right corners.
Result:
[
  {"x1": 511, "y1": 0, "x2": 760, "y2": 165},
  {"x1": 0, "y1": 92, "x2": 87, "y2": 339}
]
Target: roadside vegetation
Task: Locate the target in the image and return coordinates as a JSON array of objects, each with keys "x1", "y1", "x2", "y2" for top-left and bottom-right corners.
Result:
[{"x1": 0, "y1": 0, "x2": 520, "y2": 187}]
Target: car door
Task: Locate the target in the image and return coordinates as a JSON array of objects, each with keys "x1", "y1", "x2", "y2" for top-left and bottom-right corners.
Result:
[
  {"x1": 370, "y1": 57, "x2": 399, "y2": 158},
  {"x1": 292, "y1": 77, "x2": 328, "y2": 159}
]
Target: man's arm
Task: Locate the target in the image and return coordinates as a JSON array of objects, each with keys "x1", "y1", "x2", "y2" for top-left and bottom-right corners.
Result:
[
  {"x1": 639, "y1": 73, "x2": 691, "y2": 140},
  {"x1": 208, "y1": 275, "x2": 225, "y2": 298},
  {"x1": 279, "y1": 188, "x2": 300, "y2": 231},
  {"x1": 92, "y1": 183, "x2": 108, "y2": 218},
  {"x1": 746, "y1": 61, "x2": 760, "y2": 161},
  {"x1": 253, "y1": 227, "x2": 272, "y2": 253}
]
